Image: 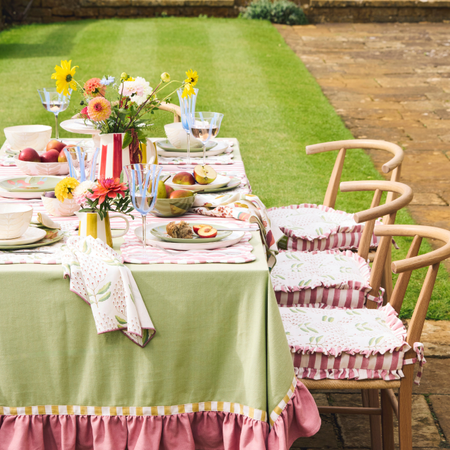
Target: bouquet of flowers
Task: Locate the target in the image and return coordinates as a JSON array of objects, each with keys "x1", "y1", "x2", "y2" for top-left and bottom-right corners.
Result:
[
  {"x1": 51, "y1": 60, "x2": 198, "y2": 163},
  {"x1": 56, "y1": 177, "x2": 134, "y2": 220}
]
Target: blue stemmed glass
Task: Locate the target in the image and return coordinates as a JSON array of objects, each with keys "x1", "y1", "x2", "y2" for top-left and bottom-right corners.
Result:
[
  {"x1": 37, "y1": 88, "x2": 71, "y2": 140},
  {"x1": 177, "y1": 87, "x2": 198, "y2": 165},
  {"x1": 191, "y1": 112, "x2": 224, "y2": 165},
  {"x1": 64, "y1": 146, "x2": 100, "y2": 182},
  {"x1": 124, "y1": 164, "x2": 162, "y2": 250}
]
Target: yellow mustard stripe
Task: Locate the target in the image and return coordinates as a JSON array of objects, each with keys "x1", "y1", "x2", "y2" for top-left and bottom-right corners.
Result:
[
  {"x1": 104, "y1": 214, "x2": 113, "y2": 248},
  {"x1": 38, "y1": 405, "x2": 45, "y2": 415},
  {"x1": 86, "y1": 213, "x2": 97, "y2": 239},
  {"x1": 122, "y1": 407, "x2": 130, "y2": 416},
  {"x1": 25, "y1": 406, "x2": 32, "y2": 415},
  {"x1": 204, "y1": 401, "x2": 211, "y2": 412},
  {"x1": 151, "y1": 406, "x2": 158, "y2": 416},
  {"x1": 67, "y1": 405, "x2": 74, "y2": 415},
  {"x1": 192, "y1": 403, "x2": 199, "y2": 413},
  {"x1": 269, "y1": 377, "x2": 297, "y2": 428},
  {"x1": 217, "y1": 401, "x2": 224, "y2": 412},
  {"x1": 178, "y1": 404, "x2": 185, "y2": 414},
  {"x1": 136, "y1": 407, "x2": 143, "y2": 416},
  {"x1": 249, "y1": 407, "x2": 254, "y2": 419},
  {"x1": 94, "y1": 407, "x2": 102, "y2": 416},
  {"x1": 164, "y1": 405, "x2": 171, "y2": 416},
  {"x1": 80, "y1": 406, "x2": 87, "y2": 415},
  {"x1": 261, "y1": 410, "x2": 266, "y2": 422},
  {"x1": 51, "y1": 405, "x2": 59, "y2": 415},
  {"x1": 9, "y1": 407, "x2": 17, "y2": 415}
]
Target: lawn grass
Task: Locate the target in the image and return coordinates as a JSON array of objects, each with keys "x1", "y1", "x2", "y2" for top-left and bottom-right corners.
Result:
[{"x1": 0, "y1": 18, "x2": 449, "y2": 319}]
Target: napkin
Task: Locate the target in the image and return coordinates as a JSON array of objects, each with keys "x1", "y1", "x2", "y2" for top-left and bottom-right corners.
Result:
[
  {"x1": 192, "y1": 193, "x2": 283, "y2": 268},
  {"x1": 62, "y1": 236, "x2": 155, "y2": 347},
  {"x1": 36, "y1": 212, "x2": 61, "y2": 230}
]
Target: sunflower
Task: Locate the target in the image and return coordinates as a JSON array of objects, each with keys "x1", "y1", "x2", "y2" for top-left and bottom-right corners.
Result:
[
  {"x1": 181, "y1": 82, "x2": 195, "y2": 99},
  {"x1": 55, "y1": 177, "x2": 80, "y2": 202},
  {"x1": 184, "y1": 69, "x2": 198, "y2": 87},
  {"x1": 51, "y1": 60, "x2": 78, "y2": 96}
]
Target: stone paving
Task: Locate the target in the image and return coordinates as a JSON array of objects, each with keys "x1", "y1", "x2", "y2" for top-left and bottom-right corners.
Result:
[{"x1": 274, "y1": 23, "x2": 450, "y2": 449}]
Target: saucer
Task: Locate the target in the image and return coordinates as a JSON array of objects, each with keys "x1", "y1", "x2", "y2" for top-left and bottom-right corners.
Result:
[{"x1": 0, "y1": 227, "x2": 47, "y2": 246}]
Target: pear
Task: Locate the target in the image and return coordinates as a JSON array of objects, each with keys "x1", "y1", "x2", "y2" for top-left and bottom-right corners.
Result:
[
  {"x1": 193, "y1": 165, "x2": 217, "y2": 185},
  {"x1": 156, "y1": 180, "x2": 167, "y2": 198}
]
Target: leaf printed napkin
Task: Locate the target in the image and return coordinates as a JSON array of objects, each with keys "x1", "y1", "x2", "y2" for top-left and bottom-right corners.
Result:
[
  {"x1": 62, "y1": 236, "x2": 155, "y2": 347},
  {"x1": 193, "y1": 193, "x2": 283, "y2": 268}
]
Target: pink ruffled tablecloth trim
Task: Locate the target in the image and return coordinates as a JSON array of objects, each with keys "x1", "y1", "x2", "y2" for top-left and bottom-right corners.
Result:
[{"x1": 0, "y1": 382, "x2": 320, "y2": 450}]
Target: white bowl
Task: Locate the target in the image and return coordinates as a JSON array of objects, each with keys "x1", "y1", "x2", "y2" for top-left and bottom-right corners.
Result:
[
  {"x1": 164, "y1": 122, "x2": 202, "y2": 149},
  {"x1": 41, "y1": 195, "x2": 80, "y2": 217},
  {"x1": 0, "y1": 204, "x2": 33, "y2": 239},
  {"x1": 15, "y1": 158, "x2": 70, "y2": 176},
  {"x1": 4, "y1": 125, "x2": 52, "y2": 152}
]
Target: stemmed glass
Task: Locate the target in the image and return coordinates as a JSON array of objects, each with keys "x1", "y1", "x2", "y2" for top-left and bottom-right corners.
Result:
[
  {"x1": 191, "y1": 112, "x2": 224, "y2": 165},
  {"x1": 37, "y1": 88, "x2": 71, "y2": 140},
  {"x1": 64, "y1": 146, "x2": 100, "y2": 182},
  {"x1": 177, "y1": 87, "x2": 198, "y2": 165},
  {"x1": 123, "y1": 164, "x2": 162, "y2": 250}
]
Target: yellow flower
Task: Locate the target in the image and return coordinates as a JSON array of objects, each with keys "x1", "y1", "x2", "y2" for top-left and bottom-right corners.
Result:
[
  {"x1": 55, "y1": 177, "x2": 80, "y2": 202},
  {"x1": 184, "y1": 69, "x2": 198, "y2": 87},
  {"x1": 51, "y1": 60, "x2": 78, "y2": 96},
  {"x1": 182, "y1": 83, "x2": 195, "y2": 98},
  {"x1": 161, "y1": 72, "x2": 170, "y2": 83},
  {"x1": 120, "y1": 72, "x2": 128, "y2": 81}
]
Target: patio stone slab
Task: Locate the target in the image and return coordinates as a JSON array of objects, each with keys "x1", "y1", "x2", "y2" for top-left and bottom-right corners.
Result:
[
  {"x1": 414, "y1": 358, "x2": 450, "y2": 395},
  {"x1": 405, "y1": 320, "x2": 450, "y2": 356},
  {"x1": 429, "y1": 395, "x2": 450, "y2": 442}
]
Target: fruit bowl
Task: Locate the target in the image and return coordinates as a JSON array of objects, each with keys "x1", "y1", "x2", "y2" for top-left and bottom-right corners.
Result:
[
  {"x1": 154, "y1": 194, "x2": 196, "y2": 217},
  {"x1": 4, "y1": 125, "x2": 52, "y2": 152},
  {"x1": 164, "y1": 122, "x2": 202, "y2": 149},
  {"x1": 15, "y1": 158, "x2": 70, "y2": 176}
]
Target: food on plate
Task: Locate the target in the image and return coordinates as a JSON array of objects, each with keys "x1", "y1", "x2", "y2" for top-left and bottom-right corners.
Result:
[
  {"x1": 46, "y1": 140, "x2": 66, "y2": 153},
  {"x1": 166, "y1": 221, "x2": 193, "y2": 239},
  {"x1": 18, "y1": 147, "x2": 41, "y2": 162},
  {"x1": 197, "y1": 226, "x2": 218, "y2": 238},
  {"x1": 169, "y1": 189, "x2": 194, "y2": 199},
  {"x1": 172, "y1": 171, "x2": 195, "y2": 185},
  {"x1": 193, "y1": 224, "x2": 209, "y2": 235},
  {"x1": 40, "y1": 150, "x2": 60, "y2": 163},
  {"x1": 193, "y1": 165, "x2": 217, "y2": 185}
]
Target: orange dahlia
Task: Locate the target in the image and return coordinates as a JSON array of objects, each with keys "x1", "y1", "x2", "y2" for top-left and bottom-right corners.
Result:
[
  {"x1": 88, "y1": 178, "x2": 127, "y2": 205},
  {"x1": 84, "y1": 78, "x2": 106, "y2": 97},
  {"x1": 87, "y1": 97, "x2": 111, "y2": 122}
]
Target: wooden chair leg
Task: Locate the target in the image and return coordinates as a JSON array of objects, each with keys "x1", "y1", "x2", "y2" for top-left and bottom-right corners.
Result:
[
  {"x1": 368, "y1": 389, "x2": 383, "y2": 450},
  {"x1": 381, "y1": 389, "x2": 395, "y2": 450},
  {"x1": 398, "y1": 366, "x2": 414, "y2": 450},
  {"x1": 381, "y1": 245, "x2": 393, "y2": 305}
]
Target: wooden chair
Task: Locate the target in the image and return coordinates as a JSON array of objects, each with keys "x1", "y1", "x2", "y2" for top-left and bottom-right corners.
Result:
[
  {"x1": 158, "y1": 102, "x2": 181, "y2": 122},
  {"x1": 272, "y1": 180, "x2": 412, "y2": 309},
  {"x1": 280, "y1": 224, "x2": 450, "y2": 450}
]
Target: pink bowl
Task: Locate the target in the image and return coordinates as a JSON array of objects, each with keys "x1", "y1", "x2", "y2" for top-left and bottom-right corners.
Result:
[{"x1": 15, "y1": 158, "x2": 70, "y2": 176}]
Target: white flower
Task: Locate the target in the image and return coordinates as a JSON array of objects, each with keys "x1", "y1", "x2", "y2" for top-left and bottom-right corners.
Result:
[
  {"x1": 73, "y1": 180, "x2": 97, "y2": 206},
  {"x1": 119, "y1": 77, "x2": 153, "y2": 106}
]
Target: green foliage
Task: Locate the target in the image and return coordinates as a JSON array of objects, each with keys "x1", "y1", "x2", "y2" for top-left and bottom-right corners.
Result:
[{"x1": 243, "y1": 0, "x2": 308, "y2": 25}]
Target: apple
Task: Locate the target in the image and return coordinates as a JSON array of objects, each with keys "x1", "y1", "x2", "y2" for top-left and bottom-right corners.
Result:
[
  {"x1": 58, "y1": 151, "x2": 68, "y2": 163},
  {"x1": 169, "y1": 189, "x2": 194, "y2": 199},
  {"x1": 46, "y1": 140, "x2": 66, "y2": 153},
  {"x1": 18, "y1": 147, "x2": 40, "y2": 162},
  {"x1": 172, "y1": 172, "x2": 195, "y2": 185},
  {"x1": 193, "y1": 165, "x2": 217, "y2": 185},
  {"x1": 193, "y1": 224, "x2": 210, "y2": 235},
  {"x1": 197, "y1": 226, "x2": 218, "y2": 238},
  {"x1": 165, "y1": 185, "x2": 174, "y2": 197},
  {"x1": 40, "y1": 150, "x2": 60, "y2": 163}
]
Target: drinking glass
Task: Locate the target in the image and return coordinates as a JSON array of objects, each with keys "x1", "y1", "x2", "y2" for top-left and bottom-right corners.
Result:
[
  {"x1": 123, "y1": 164, "x2": 162, "y2": 250},
  {"x1": 177, "y1": 87, "x2": 198, "y2": 165},
  {"x1": 37, "y1": 88, "x2": 71, "y2": 140},
  {"x1": 191, "y1": 112, "x2": 224, "y2": 164},
  {"x1": 64, "y1": 145, "x2": 100, "y2": 182}
]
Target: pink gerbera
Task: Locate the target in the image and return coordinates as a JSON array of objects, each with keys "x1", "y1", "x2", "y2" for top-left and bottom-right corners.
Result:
[
  {"x1": 88, "y1": 97, "x2": 111, "y2": 122},
  {"x1": 88, "y1": 178, "x2": 127, "y2": 205},
  {"x1": 80, "y1": 106, "x2": 90, "y2": 119},
  {"x1": 84, "y1": 78, "x2": 106, "y2": 97}
]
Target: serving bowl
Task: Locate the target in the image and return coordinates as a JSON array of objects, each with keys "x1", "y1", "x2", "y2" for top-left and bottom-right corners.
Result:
[
  {"x1": 15, "y1": 158, "x2": 70, "y2": 176},
  {"x1": 154, "y1": 194, "x2": 196, "y2": 217},
  {"x1": 0, "y1": 204, "x2": 33, "y2": 239},
  {"x1": 164, "y1": 122, "x2": 202, "y2": 149},
  {"x1": 41, "y1": 195, "x2": 80, "y2": 217},
  {"x1": 4, "y1": 125, "x2": 52, "y2": 152}
]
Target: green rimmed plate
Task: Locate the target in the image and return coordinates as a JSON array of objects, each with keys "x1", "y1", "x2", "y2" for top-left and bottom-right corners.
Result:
[
  {"x1": 0, "y1": 176, "x2": 62, "y2": 196},
  {"x1": 156, "y1": 139, "x2": 217, "y2": 152},
  {"x1": 150, "y1": 223, "x2": 232, "y2": 244},
  {"x1": 197, "y1": 177, "x2": 242, "y2": 194},
  {"x1": 0, "y1": 229, "x2": 65, "y2": 250}
]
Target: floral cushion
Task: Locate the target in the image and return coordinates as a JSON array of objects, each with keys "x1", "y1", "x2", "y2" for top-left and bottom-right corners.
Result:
[
  {"x1": 271, "y1": 250, "x2": 383, "y2": 309},
  {"x1": 268, "y1": 204, "x2": 380, "y2": 252},
  {"x1": 279, "y1": 304, "x2": 420, "y2": 382}
]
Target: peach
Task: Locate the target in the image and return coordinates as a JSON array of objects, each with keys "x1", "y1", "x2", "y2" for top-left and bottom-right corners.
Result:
[
  {"x1": 197, "y1": 226, "x2": 218, "y2": 238},
  {"x1": 46, "y1": 140, "x2": 66, "y2": 153},
  {"x1": 193, "y1": 224, "x2": 210, "y2": 235}
]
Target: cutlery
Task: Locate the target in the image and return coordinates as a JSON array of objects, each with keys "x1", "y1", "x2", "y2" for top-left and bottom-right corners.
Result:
[{"x1": 6, "y1": 250, "x2": 55, "y2": 254}]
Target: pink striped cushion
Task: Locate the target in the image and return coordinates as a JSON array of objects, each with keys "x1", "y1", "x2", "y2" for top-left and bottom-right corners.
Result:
[
  {"x1": 268, "y1": 204, "x2": 380, "y2": 252},
  {"x1": 279, "y1": 304, "x2": 411, "y2": 381},
  {"x1": 271, "y1": 250, "x2": 383, "y2": 309}
]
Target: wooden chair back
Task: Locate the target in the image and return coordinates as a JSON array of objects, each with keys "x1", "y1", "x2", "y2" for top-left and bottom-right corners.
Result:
[
  {"x1": 158, "y1": 102, "x2": 181, "y2": 123},
  {"x1": 306, "y1": 139, "x2": 404, "y2": 208},
  {"x1": 373, "y1": 225, "x2": 450, "y2": 347}
]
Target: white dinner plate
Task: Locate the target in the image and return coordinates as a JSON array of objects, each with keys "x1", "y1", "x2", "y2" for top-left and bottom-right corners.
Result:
[
  {"x1": 156, "y1": 141, "x2": 228, "y2": 158},
  {"x1": 60, "y1": 119, "x2": 101, "y2": 135},
  {"x1": 0, "y1": 227, "x2": 47, "y2": 246},
  {"x1": 165, "y1": 175, "x2": 231, "y2": 192},
  {"x1": 135, "y1": 226, "x2": 245, "y2": 251}
]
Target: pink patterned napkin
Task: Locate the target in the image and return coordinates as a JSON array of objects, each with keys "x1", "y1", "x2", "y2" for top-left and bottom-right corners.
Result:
[{"x1": 121, "y1": 231, "x2": 255, "y2": 264}]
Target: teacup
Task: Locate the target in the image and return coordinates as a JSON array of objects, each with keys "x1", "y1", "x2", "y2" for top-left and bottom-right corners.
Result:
[{"x1": 0, "y1": 204, "x2": 33, "y2": 239}]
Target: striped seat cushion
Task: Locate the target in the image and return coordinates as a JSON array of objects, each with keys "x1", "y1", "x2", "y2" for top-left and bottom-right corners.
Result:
[
  {"x1": 268, "y1": 204, "x2": 380, "y2": 252},
  {"x1": 279, "y1": 304, "x2": 412, "y2": 382},
  {"x1": 271, "y1": 250, "x2": 383, "y2": 309}
]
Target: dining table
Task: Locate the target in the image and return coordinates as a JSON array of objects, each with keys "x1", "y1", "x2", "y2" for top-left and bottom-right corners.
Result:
[{"x1": 0, "y1": 137, "x2": 321, "y2": 450}]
